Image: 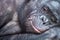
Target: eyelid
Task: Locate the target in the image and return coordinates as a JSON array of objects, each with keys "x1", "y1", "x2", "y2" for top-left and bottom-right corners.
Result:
[{"x1": 42, "y1": 6, "x2": 50, "y2": 11}]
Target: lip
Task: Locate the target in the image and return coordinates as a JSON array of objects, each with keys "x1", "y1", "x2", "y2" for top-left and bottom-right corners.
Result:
[
  {"x1": 29, "y1": 20, "x2": 42, "y2": 33},
  {"x1": 28, "y1": 20, "x2": 56, "y2": 34},
  {"x1": 25, "y1": 15, "x2": 49, "y2": 33},
  {"x1": 30, "y1": 20, "x2": 50, "y2": 33}
]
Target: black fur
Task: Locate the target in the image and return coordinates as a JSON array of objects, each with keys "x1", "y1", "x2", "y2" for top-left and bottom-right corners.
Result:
[{"x1": 0, "y1": 0, "x2": 60, "y2": 40}]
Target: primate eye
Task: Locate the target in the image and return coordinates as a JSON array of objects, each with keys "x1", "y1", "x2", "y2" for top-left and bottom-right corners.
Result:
[
  {"x1": 42, "y1": 6, "x2": 51, "y2": 13},
  {"x1": 41, "y1": 5, "x2": 57, "y2": 23}
]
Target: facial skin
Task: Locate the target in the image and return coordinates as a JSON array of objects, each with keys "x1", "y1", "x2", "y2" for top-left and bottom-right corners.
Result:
[
  {"x1": 0, "y1": 0, "x2": 60, "y2": 40},
  {"x1": 17, "y1": 0, "x2": 60, "y2": 40},
  {"x1": 17, "y1": 0, "x2": 60, "y2": 33}
]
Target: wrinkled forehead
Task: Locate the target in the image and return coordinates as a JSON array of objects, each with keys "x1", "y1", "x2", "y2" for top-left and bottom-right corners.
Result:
[
  {"x1": 28, "y1": 0, "x2": 60, "y2": 15},
  {"x1": 29, "y1": 0, "x2": 60, "y2": 9},
  {"x1": 38, "y1": 0, "x2": 60, "y2": 10}
]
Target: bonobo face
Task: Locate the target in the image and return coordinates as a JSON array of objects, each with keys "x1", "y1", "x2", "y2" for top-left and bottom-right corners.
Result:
[{"x1": 18, "y1": 0, "x2": 60, "y2": 33}]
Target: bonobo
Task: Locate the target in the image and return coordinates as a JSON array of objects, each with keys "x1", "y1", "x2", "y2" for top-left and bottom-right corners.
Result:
[
  {"x1": 0, "y1": 0, "x2": 60, "y2": 40},
  {"x1": 17, "y1": 0, "x2": 60, "y2": 40},
  {"x1": 17, "y1": 0, "x2": 60, "y2": 33}
]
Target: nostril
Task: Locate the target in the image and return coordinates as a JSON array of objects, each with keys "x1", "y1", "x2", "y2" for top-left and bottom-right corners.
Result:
[
  {"x1": 41, "y1": 18, "x2": 44, "y2": 21},
  {"x1": 43, "y1": 22, "x2": 46, "y2": 24},
  {"x1": 41, "y1": 18, "x2": 46, "y2": 24},
  {"x1": 40, "y1": 15, "x2": 49, "y2": 24}
]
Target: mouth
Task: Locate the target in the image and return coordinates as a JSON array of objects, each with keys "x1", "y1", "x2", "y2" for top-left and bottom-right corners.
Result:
[{"x1": 25, "y1": 14, "x2": 55, "y2": 33}]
